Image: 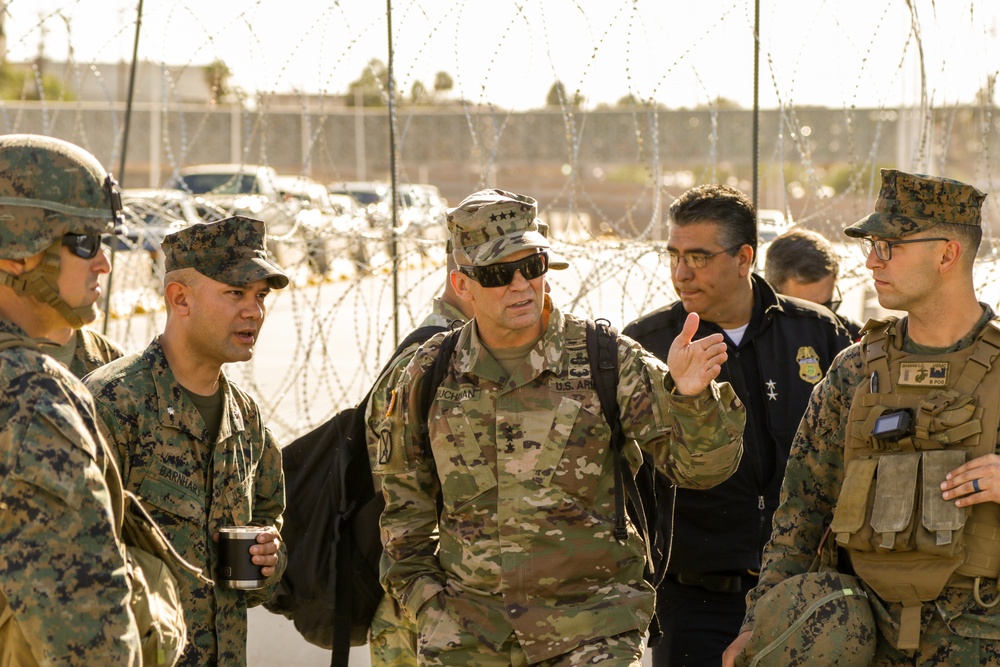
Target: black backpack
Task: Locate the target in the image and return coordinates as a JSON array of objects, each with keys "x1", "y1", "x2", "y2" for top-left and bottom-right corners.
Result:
[
  {"x1": 419, "y1": 319, "x2": 670, "y2": 645},
  {"x1": 264, "y1": 324, "x2": 447, "y2": 667}
]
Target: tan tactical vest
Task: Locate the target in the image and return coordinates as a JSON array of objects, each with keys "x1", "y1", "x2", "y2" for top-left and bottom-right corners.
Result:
[{"x1": 830, "y1": 316, "x2": 1000, "y2": 650}]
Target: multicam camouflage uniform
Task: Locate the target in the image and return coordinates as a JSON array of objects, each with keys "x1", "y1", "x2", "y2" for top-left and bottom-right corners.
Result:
[
  {"x1": 375, "y1": 299, "x2": 745, "y2": 664},
  {"x1": 85, "y1": 339, "x2": 286, "y2": 666},
  {"x1": 365, "y1": 297, "x2": 468, "y2": 666},
  {"x1": 0, "y1": 318, "x2": 141, "y2": 666},
  {"x1": 70, "y1": 326, "x2": 125, "y2": 378}
]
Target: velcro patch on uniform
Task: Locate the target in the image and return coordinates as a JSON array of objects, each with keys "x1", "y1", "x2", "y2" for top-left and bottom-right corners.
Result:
[
  {"x1": 435, "y1": 386, "x2": 480, "y2": 402},
  {"x1": 898, "y1": 362, "x2": 948, "y2": 386},
  {"x1": 549, "y1": 377, "x2": 595, "y2": 391}
]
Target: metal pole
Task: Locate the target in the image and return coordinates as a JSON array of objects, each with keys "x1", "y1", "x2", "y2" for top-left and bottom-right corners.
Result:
[
  {"x1": 751, "y1": 0, "x2": 760, "y2": 215},
  {"x1": 104, "y1": 0, "x2": 143, "y2": 334},
  {"x1": 386, "y1": 0, "x2": 400, "y2": 347}
]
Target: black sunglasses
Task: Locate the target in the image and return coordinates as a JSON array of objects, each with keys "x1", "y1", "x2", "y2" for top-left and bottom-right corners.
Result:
[
  {"x1": 62, "y1": 233, "x2": 106, "y2": 260},
  {"x1": 459, "y1": 252, "x2": 549, "y2": 288}
]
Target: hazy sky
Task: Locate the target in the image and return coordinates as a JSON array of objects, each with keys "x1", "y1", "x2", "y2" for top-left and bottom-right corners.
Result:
[{"x1": 8, "y1": 0, "x2": 1000, "y2": 111}]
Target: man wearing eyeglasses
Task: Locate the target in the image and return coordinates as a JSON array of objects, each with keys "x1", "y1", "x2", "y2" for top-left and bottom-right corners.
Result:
[
  {"x1": 0, "y1": 134, "x2": 143, "y2": 665},
  {"x1": 374, "y1": 188, "x2": 746, "y2": 666},
  {"x1": 623, "y1": 184, "x2": 852, "y2": 667},
  {"x1": 764, "y1": 227, "x2": 864, "y2": 341},
  {"x1": 724, "y1": 169, "x2": 1000, "y2": 666}
]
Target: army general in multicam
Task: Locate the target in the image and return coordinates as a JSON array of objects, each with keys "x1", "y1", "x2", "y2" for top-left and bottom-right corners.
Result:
[
  {"x1": 374, "y1": 189, "x2": 746, "y2": 666},
  {"x1": 365, "y1": 238, "x2": 568, "y2": 666},
  {"x1": 723, "y1": 169, "x2": 1000, "y2": 666},
  {"x1": 84, "y1": 216, "x2": 289, "y2": 666},
  {"x1": 0, "y1": 134, "x2": 143, "y2": 665}
]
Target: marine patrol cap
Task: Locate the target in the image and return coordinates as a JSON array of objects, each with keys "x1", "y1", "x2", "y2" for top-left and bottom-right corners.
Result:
[
  {"x1": 448, "y1": 189, "x2": 551, "y2": 266},
  {"x1": 845, "y1": 168, "x2": 987, "y2": 239},
  {"x1": 162, "y1": 216, "x2": 289, "y2": 289}
]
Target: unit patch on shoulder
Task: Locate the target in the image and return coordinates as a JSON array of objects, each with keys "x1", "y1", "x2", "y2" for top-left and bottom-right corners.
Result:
[
  {"x1": 796, "y1": 346, "x2": 823, "y2": 384},
  {"x1": 898, "y1": 362, "x2": 948, "y2": 387}
]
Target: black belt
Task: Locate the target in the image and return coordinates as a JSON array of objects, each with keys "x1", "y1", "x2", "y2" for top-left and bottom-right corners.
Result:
[{"x1": 673, "y1": 570, "x2": 758, "y2": 594}]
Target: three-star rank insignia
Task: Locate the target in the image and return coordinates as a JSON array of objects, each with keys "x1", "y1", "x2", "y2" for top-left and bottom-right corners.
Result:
[{"x1": 796, "y1": 346, "x2": 823, "y2": 384}]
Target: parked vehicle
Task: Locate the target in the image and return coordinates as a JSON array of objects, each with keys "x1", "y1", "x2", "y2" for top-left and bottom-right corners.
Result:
[
  {"x1": 276, "y1": 175, "x2": 369, "y2": 273},
  {"x1": 166, "y1": 163, "x2": 294, "y2": 230}
]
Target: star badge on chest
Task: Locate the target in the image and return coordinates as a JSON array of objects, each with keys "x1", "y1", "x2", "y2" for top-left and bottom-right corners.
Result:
[{"x1": 765, "y1": 379, "x2": 778, "y2": 401}]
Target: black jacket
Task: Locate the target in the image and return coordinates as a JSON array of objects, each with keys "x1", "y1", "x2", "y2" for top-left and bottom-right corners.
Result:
[{"x1": 622, "y1": 273, "x2": 852, "y2": 573}]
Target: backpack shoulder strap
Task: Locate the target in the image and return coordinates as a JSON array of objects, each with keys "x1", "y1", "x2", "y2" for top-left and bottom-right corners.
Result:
[
  {"x1": 418, "y1": 328, "x2": 462, "y2": 442},
  {"x1": 586, "y1": 319, "x2": 631, "y2": 541}
]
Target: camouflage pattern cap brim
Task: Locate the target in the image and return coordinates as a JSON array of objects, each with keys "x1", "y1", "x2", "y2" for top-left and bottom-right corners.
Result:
[
  {"x1": 162, "y1": 216, "x2": 289, "y2": 289},
  {"x1": 548, "y1": 249, "x2": 569, "y2": 270},
  {"x1": 448, "y1": 188, "x2": 551, "y2": 266},
  {"x1": 844, "y1": 168, "x2": 987, "y2": 239}
]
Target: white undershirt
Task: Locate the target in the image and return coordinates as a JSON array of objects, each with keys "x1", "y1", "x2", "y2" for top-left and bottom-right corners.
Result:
[{"x1": 723, "y1": 323, "x2": 749, "y2": 346}]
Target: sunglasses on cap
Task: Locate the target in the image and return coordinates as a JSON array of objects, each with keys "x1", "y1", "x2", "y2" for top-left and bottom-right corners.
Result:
[
  {"x1": 458, "y1": 252, "x2": 549, "y2": 288},
  {"x1": 62, "y1": 233, "x2": 107, "y2": 259}
]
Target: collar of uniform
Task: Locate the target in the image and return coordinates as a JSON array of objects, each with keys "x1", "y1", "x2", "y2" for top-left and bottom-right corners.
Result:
[
  {"x1": 460, "y1": 295, "x2": 562, "y2": 382},
  {"x1": 146, "y1": 338, "x2": 243, "y2": 442}
]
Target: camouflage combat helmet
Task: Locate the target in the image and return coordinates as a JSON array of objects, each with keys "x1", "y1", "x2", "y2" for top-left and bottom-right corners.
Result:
[
  {"x1": 0, "y1": 134, "x2": 124, "y2": 328},
  {"x1": 0, "y1": 134, "x2": 122, "y2": 258},
  {"x1": 738, "y1": 572, "x2": 876, "y2": 667}
]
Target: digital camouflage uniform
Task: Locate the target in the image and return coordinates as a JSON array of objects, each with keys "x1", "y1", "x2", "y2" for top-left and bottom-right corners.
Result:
[
  {"x1": 365, "y1": 297, "x2": 468, "y2": 666},
  {"x1": 375, "y1": 300, "x2": 745, "y2": 664},
  {"x1": 0, "y1": 319, "x2": 141, "y2": 666},
  {"x1": 0, "y1": 134, "x2": 142, "y2": 666},
  {"x1": 84, "y1": 216, "x2": 289, "y2": 667},
  {"x1": 741, "y1": 169, "x2": 1000, "y2": 665},
  {"x1": 742, "y1": 311, "x2": 1000, "y2": 665},
  {"x1": 85, "y1": 339, "x2": 286, "y2": 666},
  {"x1": 70, "y1": 326, "x2": 125, "y2": 378}
]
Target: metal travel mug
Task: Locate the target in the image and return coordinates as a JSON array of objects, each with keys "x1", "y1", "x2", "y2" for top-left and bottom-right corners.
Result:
[{"x1": 217, "y1": 526, "x2": 267, "y2": 590}]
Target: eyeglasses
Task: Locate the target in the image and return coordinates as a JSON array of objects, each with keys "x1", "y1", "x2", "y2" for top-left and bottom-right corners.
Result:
[
  {"x1": 62, "y1": 233, "x2": 106, "y2": 259},
  {"x1": 860, "y1": 236, "x2": 950, "y2": 262},
  {"x1": 664, "y1": 244, "x2": 742, "y2": 269},
  {"x1": 822, "y1": 284, "x2": 843, "y2": 313},
  {"x1": 458, "y1": 252, "x2": 549, "y2": 288}
]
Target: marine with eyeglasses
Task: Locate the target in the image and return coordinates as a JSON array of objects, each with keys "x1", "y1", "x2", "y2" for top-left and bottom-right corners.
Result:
[
  {"x1": 724, "y1": 168, "x2": 1000, "y2": 666},
  {"x1": 623, "y1": 183, "x2": 852, "y2": 667},
  {"x1": 373, "y1": 188, "x2": 746, "y2": 666}
]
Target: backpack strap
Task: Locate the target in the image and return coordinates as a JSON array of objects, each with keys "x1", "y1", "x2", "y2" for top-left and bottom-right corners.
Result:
[
  {"x1": 586, "y1": 317, "x2": 665, "y2": 646},
  {"x1": 586, "y1": 319, "x2": 630, "y2": 541},
  {"x1": 418, "y1": 328, "x2": 462, "y2": 444}
]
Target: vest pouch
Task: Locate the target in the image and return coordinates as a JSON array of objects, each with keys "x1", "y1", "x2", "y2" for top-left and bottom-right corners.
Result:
[
  {"x1": 917, "y1": 450, "x2": 968, "y2": 558},
  {"x1": 832, "y1": 458, "x2": 878, "y2": 550},
  {"x1": 0, "y1": 589, "x2": 40, "y2": 667},
  {"x1": 870, "y1": 453, "x2": 920, "y2": 553},
  {"x1": 915, "y1": 391, "x2": 982, "y2": 447}
]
